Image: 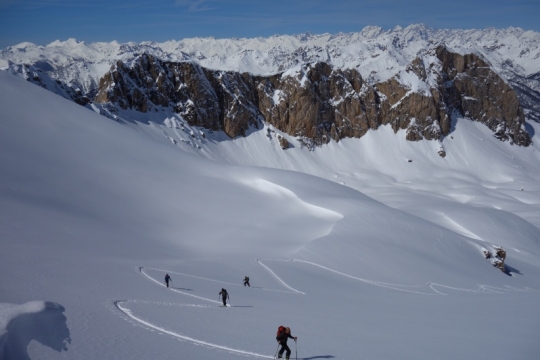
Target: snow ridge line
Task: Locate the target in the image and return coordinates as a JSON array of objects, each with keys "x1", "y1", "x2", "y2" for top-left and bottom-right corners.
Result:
[
  {"x1": 139, "y1": 267, "x2": 222, "y2": 305},
  {"x1": 114, "y1": 300, "x2": 273, "y2": 359},
  {"x1": 256, "y1": 259, "x2": 306, "y2": 295}
]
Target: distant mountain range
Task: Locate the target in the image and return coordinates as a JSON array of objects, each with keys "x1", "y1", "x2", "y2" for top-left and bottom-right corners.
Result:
[{"x1": 1, "y1": 24, "x2": 539, "y2": 148}]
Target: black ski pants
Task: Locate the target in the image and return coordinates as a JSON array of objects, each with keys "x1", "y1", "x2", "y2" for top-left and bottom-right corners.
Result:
[
  {"x1": 278, "y1": 343, "x2": 291, "y2": 359},
  {"x1": 222, "y1": 297, "x2": 227, "y2": 306}
]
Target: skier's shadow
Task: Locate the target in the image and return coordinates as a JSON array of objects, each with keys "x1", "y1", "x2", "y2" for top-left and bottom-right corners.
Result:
[
  {"x1": 171, "y1": 287, "x2": 192, "y2": 291},
  {"x1": 300, "y1": 356, "x2": 335, "y2": 359},
  {"x1": 0, "y1": 302, "x2": 71, "y2": 360}
]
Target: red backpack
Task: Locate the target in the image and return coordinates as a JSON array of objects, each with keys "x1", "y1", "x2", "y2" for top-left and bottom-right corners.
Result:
[{"x1": 277, "y1": 326, "x2": 286, "y2": 337}]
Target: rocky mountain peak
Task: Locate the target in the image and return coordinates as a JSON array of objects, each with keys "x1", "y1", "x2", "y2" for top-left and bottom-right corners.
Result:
[
  {"x1": 1, "y1": 26, "x2": 537, "y2": 149},
  {"x1": 93, "y1": 47, "x2": 530, "y2": 147}
]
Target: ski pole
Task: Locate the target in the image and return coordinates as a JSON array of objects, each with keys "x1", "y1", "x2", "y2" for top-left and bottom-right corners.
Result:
[
  {"x1": 274, "y1": 343, "x2": 279, "y2": 359},
  {"x1": 295, "y1": 339, "x2": 297, "y2": 360}
]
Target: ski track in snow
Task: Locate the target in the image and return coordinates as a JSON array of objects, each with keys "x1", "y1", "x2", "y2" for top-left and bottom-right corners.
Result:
[
  {"x1": 256, "y1": 259, "x2": 306, "y2": 295},
  {"x1": 112, "y1": 261, "x2": 536, "y2": 358},
  {"x1": 113, "y1": 300, "x2": 274, "y2": 359},
  {"x1": 139, "y1": 267, "x2": 222, "y2": 304},
  {"x1": 144, "y1": 266, "x2": 295, "y2": 294},
  {"x1": 258, "y1": 259, "x2": 536, "y2": 296}
]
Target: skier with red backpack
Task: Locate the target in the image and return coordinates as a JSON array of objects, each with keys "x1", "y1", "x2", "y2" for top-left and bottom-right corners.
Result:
[{"x1": 275, "y1": 326, "x2": 297, "y2": 360}]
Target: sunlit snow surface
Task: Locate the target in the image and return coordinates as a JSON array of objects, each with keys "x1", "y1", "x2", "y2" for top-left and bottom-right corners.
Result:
[{"x1": 1, "y1": 71, "x2": 540, "y2": 359}]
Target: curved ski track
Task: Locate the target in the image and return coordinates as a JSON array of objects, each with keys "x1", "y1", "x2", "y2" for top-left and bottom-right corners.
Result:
[{"x1": 112, "y1": 259, "x2": 536, "y2": 358}]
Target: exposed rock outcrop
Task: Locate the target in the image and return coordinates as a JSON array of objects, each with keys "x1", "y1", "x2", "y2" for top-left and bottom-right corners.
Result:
[
  {"x1": 95, "y1": 55, "x2": 260, "y2": 138},
  {"x1": 484, "y1": 246, "x2": 507, "y2": 273},
  {"x1": 254, "y1": 63, "x2": 379, "y2": 145},
  {"x1": 434, "y1": 46, "x2": 529, "y2": 145},
  {"x1": 277, "y1": 135, "x2": 290, "y2": 149},
  {"x1": 371, "y1": 46, "x2": 530, "y2": 145},
  {"x1": 94, "y1": 47, "x2": 531, "y2": 147}
]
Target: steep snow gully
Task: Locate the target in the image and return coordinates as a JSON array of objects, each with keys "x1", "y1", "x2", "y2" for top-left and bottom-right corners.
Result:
[{"x1": 112, "y1": 263, "x2": 537, "y2": 359}]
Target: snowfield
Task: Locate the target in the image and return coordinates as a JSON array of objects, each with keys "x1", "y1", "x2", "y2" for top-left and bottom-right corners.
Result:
[{"x1": 1, "y1": 70, "x2": 540, "y2": 359}]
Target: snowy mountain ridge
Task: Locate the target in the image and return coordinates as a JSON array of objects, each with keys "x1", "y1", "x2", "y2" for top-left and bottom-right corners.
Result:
[
  {"x1": 1, "y1": 24, "x2": 539, "y2": 112},
  {"x1": 3, "y1": 24, "x2": 540, "y2": 76},
  {"x1": 91, "y1": 48, "x2": 530, "y2": 148}
]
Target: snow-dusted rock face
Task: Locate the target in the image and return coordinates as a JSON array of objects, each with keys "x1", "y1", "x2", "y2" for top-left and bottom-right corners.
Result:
[
  {"x1": 376, "y1": 46, "x2": 530, "y2": 145},
  {"x1": 1, "y1": 25, "x2": 537, "y2": 145},
  {"x1": 255, "y1": 62, "x2": 377, "y2": 144},
  {"x1": 5, "y1": 63, "x2": 91, "y2": 106},
  {"x1": 94, "y1": 48, "x2": 530, "y2": 146},
  {"x1": 95, "y1": 55, "x2": 261, "y2": 138}
]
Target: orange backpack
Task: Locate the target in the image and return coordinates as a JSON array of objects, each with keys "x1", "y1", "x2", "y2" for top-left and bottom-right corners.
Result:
[{"x1": 277, "y1": 326, "x2": 286, "y2": 337}]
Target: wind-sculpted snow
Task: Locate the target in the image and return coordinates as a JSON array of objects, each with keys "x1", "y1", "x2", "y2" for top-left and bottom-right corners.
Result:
[{"x1": 242, "y1": 179, "x2": 343, "y2": 237}]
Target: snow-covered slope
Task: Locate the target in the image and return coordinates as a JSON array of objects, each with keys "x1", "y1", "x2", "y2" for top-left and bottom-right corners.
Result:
[
  {"x1": 2, "y1": 25, "x2": 540, "y2": 121},
  {"x1": 1, "y1": 65, "x2": 540, "y2": 359}
]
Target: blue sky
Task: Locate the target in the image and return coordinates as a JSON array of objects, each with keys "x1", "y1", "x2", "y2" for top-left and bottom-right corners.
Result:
[{"x1": 0, "y1": 0, "x2": 539, "y2": 48}]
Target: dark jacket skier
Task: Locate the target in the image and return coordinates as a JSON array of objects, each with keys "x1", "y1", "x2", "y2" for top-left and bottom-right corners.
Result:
[
  {"x1": 219, "y1": 288, "x2": 229, "y2": 306},
  {"x1": 164, "y1": 274, "x2": 172, "y2": 288},
  {"x1": 276, "y1": 327, "x2": 297, "y2": 359},
  {"x1": 243, "y1": 276, "x2": 250, "y2": 287}
]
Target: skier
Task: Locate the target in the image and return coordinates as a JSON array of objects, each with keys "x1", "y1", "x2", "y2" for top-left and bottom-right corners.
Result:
[
  {"x1": 243, "y1": 276, "x2": 250, "y2": 287},
  {"x1": 276, "y1": 326, "x2": 297, "y2": 360},
  {"x1": 219, "y1": 288, "x2": 229, "y2": 306},
  {"x1": 164, "y1": 274, "x2": 172, "y2": 288}
]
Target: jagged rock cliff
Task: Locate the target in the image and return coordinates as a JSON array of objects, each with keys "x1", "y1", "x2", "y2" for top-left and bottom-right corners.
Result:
[
  {"x1": 4, "y1": 26, "x2": 539, "y2": 132},
  {"x1": 375, "y1": 46, "x2": 530, "y2": 145},
  {"x1": 95, "y1": 56, "x2": 261, "y2": 137},
  {"x1": 95, "y1": 47, "x2": 531, "y2": 146}
]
